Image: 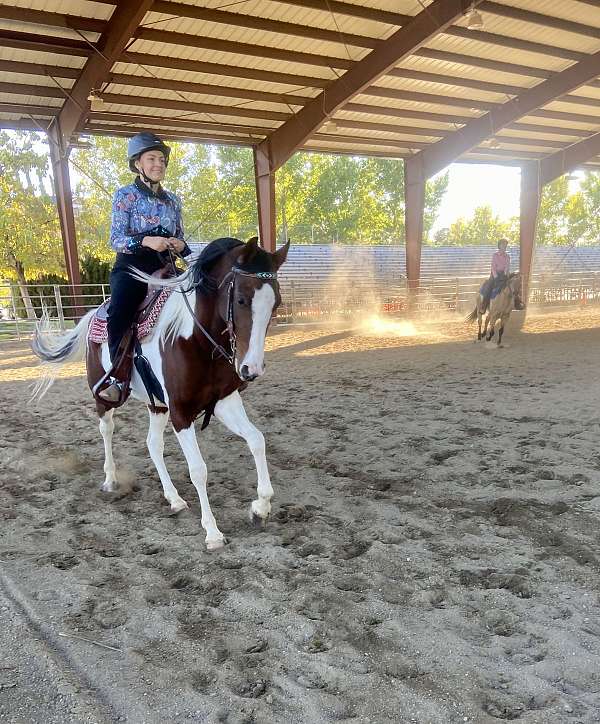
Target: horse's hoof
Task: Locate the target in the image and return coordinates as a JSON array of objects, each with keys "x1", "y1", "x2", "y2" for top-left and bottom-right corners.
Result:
[
  {"x1": 168, "y1": 498, "x2": 189, "y2": 515},
  {"x1": 100, "y1": 480, "x2": 118, "y2": 493},
  {"x1": 206, "y1": 536, "x2": 227, "y2": 551},
  {"x1": 251, "y1": 511, "x2": 268, "y2": 529},
  {"x1": 250, "y1": 501, "x2": 270, "y2": 528}
]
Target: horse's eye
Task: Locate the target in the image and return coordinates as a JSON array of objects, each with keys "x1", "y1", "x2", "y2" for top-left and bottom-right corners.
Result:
[{"x1": 238, "y1": 298, "x2": 246, "y2": 305}]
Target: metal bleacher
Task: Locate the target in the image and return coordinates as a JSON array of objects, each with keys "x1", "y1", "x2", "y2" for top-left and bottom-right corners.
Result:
[{"x1": 275, "y1": 244, "x2": 600, "y2": 291}]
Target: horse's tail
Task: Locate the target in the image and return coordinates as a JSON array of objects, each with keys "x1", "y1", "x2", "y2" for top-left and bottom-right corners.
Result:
[
  {"x1": 465, "y1": 306, "x2": 478, "y2": 323},
  {"x1": 30, "y1": 308, "x2": 95, "y2": 401}
]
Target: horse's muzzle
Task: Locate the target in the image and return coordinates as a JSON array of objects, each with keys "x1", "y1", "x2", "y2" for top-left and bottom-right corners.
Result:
[{"x1": 240, "y1": 365, "x2": 258, "y2": 382}]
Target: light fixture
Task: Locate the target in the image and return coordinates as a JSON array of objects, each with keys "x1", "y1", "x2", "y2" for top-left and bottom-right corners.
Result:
[
  {"x1": 465, "y1": 6, "x2": 484, "y2": 31},
  {"x1": 87, "y1": 91, "x2": 105, "y2": 111},
  {"x1": 70, "y1": 136, "x2": 93, "y2": 150}
]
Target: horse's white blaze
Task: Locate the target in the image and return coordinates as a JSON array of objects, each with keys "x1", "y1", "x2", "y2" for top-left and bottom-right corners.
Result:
[
  {"x1": 242, "y1": 283, "x2": 275, "y2": 377},
  {"x1": 215, "y1": 391, "x2": 273, "y2": 519},
  {"x1": 174, "y1": 424, "x2": 225, "y2": 549}
]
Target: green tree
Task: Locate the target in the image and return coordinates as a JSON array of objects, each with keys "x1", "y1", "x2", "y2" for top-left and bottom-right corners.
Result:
[
  {"x1": 579, "y1": 171, "x2": 600, "y2": 244},
  {"x1": 446, "y1": 205, "x2": 516, "y2": 246},
  {"x1": 0, "y1": 132, "x2": 62, "y2": 318}
]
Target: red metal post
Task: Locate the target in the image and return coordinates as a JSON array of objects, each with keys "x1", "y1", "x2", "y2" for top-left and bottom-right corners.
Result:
[
  {"x1": 520, "y1": 161, "x2": 541, "y2": 304},
  {"x1": 405, "y1": 157, "x2": 425, "y2": 291},
  {"x1": 253, "y1": 145, "x2": 276, "y2": 252}
]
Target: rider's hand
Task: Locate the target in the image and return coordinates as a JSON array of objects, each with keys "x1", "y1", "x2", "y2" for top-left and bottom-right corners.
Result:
[
  {"x1": 142, "y1": 236, "x2": 169, "y2": 252},
  {"x1": 167, "y1": 237, "x2": 185, "y2": 253}
]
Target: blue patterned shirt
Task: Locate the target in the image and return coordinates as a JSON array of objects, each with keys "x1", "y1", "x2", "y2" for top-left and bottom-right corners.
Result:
[{"x1": 110, "y1": 177, "x2": 185, "y2": 254}]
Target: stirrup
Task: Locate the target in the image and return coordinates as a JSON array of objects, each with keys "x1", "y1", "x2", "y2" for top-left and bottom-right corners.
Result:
[{"x1": 93, "y1": 376, "x2": 126, "y2": 404}]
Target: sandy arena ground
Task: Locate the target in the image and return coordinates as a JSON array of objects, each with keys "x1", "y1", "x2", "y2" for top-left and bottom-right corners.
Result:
[{"x1": 0, "y1": 308, "x2": 599, "y2": 723}]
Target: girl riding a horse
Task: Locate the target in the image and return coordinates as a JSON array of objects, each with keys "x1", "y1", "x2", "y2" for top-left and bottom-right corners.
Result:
[{"x1": 100, "y1": 132, "x2": 192, "y2": 402}]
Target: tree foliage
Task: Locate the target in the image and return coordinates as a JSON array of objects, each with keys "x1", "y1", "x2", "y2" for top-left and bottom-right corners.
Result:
[{"x1": 0, "y1": 132, "x2": 62, "y2": 280}]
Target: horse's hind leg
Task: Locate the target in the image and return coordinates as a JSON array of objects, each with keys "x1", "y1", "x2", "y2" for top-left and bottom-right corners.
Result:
[
  {"x1": 147, "y1": 409, "x2": 188, "y2": 514},
  {"x1": 98, "y1": 406, "x2": 118, "y2": 492},
  {"x1": 497, "y1": 324, "x2": 504, "y2": 346},
  {"x1": 477, "y1": 308, "x2": 483, "y2": 340},
  {"x1": 214, "y1": 391, "x2": 273, "y2": 526},
  {"x1": 173, "y1": 423, "x2": 225, "y2": 550}
]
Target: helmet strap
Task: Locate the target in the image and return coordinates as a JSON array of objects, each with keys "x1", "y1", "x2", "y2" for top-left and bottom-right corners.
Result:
[{"x1": 138, "y1": 170, "x2": 161, "y2": 193}]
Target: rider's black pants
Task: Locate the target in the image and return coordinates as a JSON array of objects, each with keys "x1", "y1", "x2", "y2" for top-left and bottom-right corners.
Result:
[{"x1": 107, "y1": 251, "x2": 164, "y2": 364}]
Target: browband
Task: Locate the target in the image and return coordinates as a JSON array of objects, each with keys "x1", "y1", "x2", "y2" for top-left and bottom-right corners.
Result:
[{"x1": 232, "y1": 267, "x2": 278, "y2": 280}]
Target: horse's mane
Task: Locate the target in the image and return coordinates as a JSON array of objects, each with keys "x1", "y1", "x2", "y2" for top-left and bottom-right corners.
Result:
[
  {"x1": 129, "y1": 236, "x2": 278, "y2": 343},
  {"x1": 189, "y1": 236, "x2": 279, "y2": 293},
  {"x1": 190, "y1": 237, "x2": 244, "y2": 294}
]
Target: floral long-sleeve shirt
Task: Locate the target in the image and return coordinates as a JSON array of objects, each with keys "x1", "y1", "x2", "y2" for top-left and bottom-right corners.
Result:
[{"x1": 110, "y1": 177, "x2": 188, "y2": 254}]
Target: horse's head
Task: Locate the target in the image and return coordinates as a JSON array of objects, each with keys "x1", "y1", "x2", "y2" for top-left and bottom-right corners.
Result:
[
  {"x1": 508, "y1": 272, "x2": 525, "y2": 309},
  {"x1": 218, "y1": 237, "x2": 289, "y2": 382}
]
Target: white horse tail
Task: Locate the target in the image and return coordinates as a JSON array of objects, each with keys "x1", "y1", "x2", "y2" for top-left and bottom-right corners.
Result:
[{"x1": 30, "y1": 308, "x2": 95, "y2": 401}]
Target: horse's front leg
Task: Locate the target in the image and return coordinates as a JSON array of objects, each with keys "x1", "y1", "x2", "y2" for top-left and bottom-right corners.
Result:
[
  {"x1": 497, "y1": 314, "x2": 509, "y2": 347},
  {"x1": 147, "y1": 409, "x2": 188, "y2": 513},
  {"x1": 215, "y1": 391, "x2": 273, "y2": 526},
  {"x1": 173, "y1": 422, "x2": 225, "y2": 550},
  {"x1": 483, "y1": 313, "x2": 491, "y2": 340},
  {"x1": 98, "y1": 407, "x2": 118, "y2": 492}
]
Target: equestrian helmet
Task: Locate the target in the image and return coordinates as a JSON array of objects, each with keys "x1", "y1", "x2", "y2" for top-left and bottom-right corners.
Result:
[{"x1": 127, "y1": 132, "x2": 171, "y2": 172}]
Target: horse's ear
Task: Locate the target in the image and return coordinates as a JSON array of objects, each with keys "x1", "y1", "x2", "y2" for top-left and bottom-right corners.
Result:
[
  {"x1": 238, "y1": 236, "x2": 260, "y2": 264},
  {"x1": 273, "y1": 240, "x2": 290, "y2": 270}
]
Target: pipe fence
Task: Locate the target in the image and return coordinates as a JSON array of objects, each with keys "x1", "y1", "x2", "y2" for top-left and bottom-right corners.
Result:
[{"x1": 2, "y1": 270, "x2": 600, "y2": 341}]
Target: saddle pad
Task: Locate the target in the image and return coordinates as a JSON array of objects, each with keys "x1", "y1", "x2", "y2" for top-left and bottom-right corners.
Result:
[{"x1": 88, "y1": 288, "x2": 172, "y2": 344}]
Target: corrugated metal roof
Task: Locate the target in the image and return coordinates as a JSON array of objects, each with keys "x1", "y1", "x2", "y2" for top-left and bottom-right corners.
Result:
[{"x1": 2, "y1": 0, "x2": 600, "y2": 168}]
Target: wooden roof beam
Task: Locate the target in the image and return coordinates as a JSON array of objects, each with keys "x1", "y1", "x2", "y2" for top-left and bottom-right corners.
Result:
[
  {"x1": 539, "y1": 132, "x2": 600, "y2": 185},
  {"x1": 153, "y1": 1, "x2": 597, "y2": 62},
  {"x1": 134, "y1": 28, "x2": 353, "y2": 70},
  {"x1": 0, "y1": 59, "x2": 82, "y2": 79},
  {"x1": 0, "y1": 6, "x2": 105, "y2": 33},
  {"x1": 1, "y1": 2, "x2": 594, "y2": 71},
  {"x1": 480, "y1": 2, "x2": 600, "y2": 39},
  {"x1": 89, "y1": 111, "x2": 273, "y2": 137},
  {"x1": 0, "y1": 30, "x2": 91, "y2": 57},
  {"x1": 56, "y1": 0, "x2": 154, "y2": 149},
  {"x1": 0, "y1": 103, "x2": 60, "y2": 116},
  {"x1": 107, "y1": 73, "x2": 313, "y2": 105},
  {"x1": 121, "y1": 52, "x2": 330, "y2": 89},
  {"x1": 406, "y1": 48, "x2": 600, "y2": 181},
  {"x1": 99, "y1": 93, "x2": 290, "y2": 122},
  {"x1": 150, "y1": 1, "x2": 377, "y2": 49},
  {"x1": 270, "y1": 0, "x2": 600, "y2": 42},
  {"x1": 257, "y1": 0, "x2": 481, "y2": 172}
]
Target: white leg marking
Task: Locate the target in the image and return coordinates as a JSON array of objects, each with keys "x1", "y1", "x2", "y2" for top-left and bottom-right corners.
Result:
[
  {"x1": 215, "y1": 391, "x2": 273, "y2": 522},
  {"x1": 147, "y1": 410, "x2": 188, "y2": 513},
  {"x1": 174, "y1": 424, "x2": 225, "y2": 549},
  {"x1": 99, "y1": 408, "x2": 117, "y2": 492}
]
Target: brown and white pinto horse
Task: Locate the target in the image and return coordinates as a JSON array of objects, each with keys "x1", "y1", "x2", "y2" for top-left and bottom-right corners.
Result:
[{"x1": 32, "y1": 237, "x2": 289, "y2": 550}]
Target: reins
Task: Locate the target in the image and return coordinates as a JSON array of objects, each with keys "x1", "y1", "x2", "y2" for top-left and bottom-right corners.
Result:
[{"x1": 164, "y1": 247, "x2": 278, "y2": 368}]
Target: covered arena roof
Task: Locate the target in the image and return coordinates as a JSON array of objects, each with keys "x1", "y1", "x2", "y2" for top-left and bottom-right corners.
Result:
[{"x1": 1, "y1": 0, "x2": 600, "y2": 170}]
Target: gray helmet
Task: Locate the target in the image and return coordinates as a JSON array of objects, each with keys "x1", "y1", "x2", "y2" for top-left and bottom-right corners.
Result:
[{"x1": 127, "y1": 132, "x2": 170, "y2": 172}]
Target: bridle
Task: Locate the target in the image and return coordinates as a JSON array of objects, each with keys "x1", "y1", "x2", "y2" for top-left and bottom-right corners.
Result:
[{"x1": 176, "y1": 255, "x2": 279, "y2": 368}]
